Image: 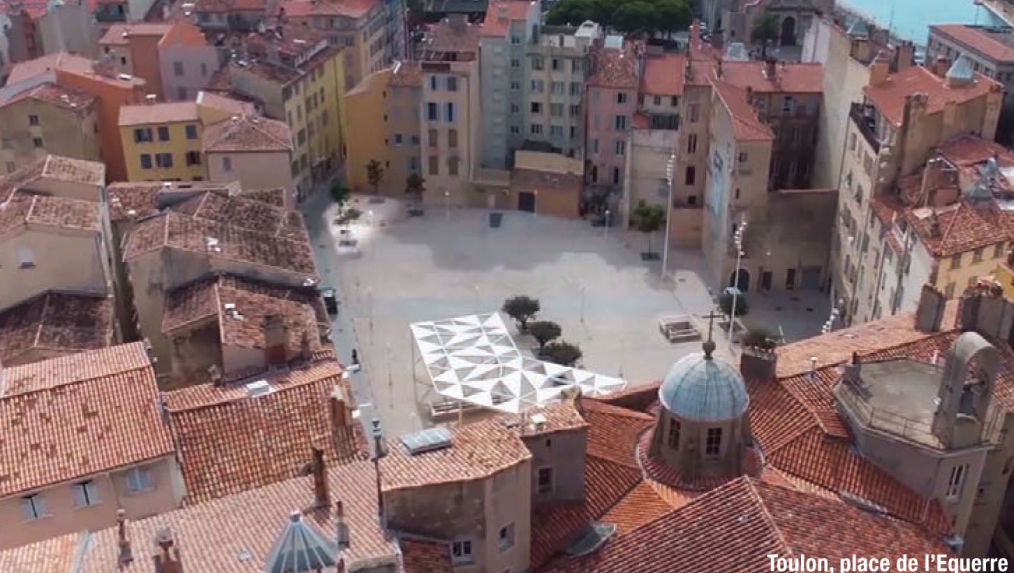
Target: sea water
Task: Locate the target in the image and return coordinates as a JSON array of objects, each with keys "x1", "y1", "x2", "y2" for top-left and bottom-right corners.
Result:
[{"x1": 838, "y1": 0, "x2": 1006, "y2": 45}]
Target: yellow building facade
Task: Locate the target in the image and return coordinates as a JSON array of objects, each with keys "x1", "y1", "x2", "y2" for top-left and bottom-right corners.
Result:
[
  {"x1": 0, "y1": 84, "x2": 101, "y2": 174},
  {"x1": 344, "y1": 67, "x2": 391, "y2": 192}
]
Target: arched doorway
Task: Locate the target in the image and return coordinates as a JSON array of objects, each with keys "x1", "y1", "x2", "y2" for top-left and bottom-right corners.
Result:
[
  {"x1": 729, "y1": 269, "x2": 751, "y2": 292},
  {"x1": 780, "y1": 16, "x2": 796, "y2": 46}
]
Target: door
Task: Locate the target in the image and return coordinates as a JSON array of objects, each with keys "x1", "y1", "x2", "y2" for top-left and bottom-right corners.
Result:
[
  {"x1": 730, "y1": 269, "x2": 751, "y2": 292},
  {"x1": 801, "y1": 267, "x2": 821, "y2": 290},
  {"x1": 780, "y1": 16, "x2": 796, "y2": 46},
  {"x1": 785, "y1": 268, "x2": 796, "y2": 290},
  {"x1": 761, "y1": 271, "x2": 773, "y2": 291},
  {"x1": 518, "y1": 192, "x2": 536, "y2": 213}
]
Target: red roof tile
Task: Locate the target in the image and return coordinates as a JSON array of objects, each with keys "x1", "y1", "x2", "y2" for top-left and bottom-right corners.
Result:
[
  {"x1": 587, "y1": 40, "x2": 640, "y2": 89},
  {"x1": 641, "y1": 53, "x2": 686, "y2": 96},
  {"x1": 0, "y1": 292, "x2": 114, "y2": 365},
  {"x1": 713, "y1": 79, "x2": 774, "y2": 141},
  {"x1": 931, "y1": 25, "x2": 1014, "y2": 64},
  {"x1": 401, "y1": 539, "x2": 454, "y2": 573},
  {"x1": 721, "y1": 61, "x2": 823, "y2": 93},
  {"x1": 906, "y1": 202, "x2": 1008, "y2": 257},
  {"x1": 202, "y1": 115, "x2": 293, "y2": 152},
  {"x1": 864, "y1": 65, "x2": 1000, "y2": 127},
  {"x1": 479, "y1": 0, "x2": 535, "y2": 38}
]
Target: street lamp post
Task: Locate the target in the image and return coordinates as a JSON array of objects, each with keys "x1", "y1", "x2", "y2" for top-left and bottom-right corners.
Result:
[
  {"x1": 727, "y1": 218, "x2": 747, "y2": 343},
  {"x1": 580, "y1": 285, "x2": 586, "y2": 323},
  {"x1": 604, "y1": 209, "x2": 611, "y2": 239},
  {"x1": 662, "y1": 153, "x2": 675, "y2": 279},
  {"x1": 444, "y1": 191, "x2": 450, "y2": 220}
]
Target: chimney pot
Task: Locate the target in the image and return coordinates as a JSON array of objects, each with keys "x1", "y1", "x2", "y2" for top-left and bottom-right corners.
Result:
[
  {"x1": 335, "y1": 500, "x2": 350, "y2": 549},
  {"x1": 311, "y1": 444, "x2": 329, "y2": 509},
  {"x1": 263, "y1": 314, "x2": 288, "y2": 366},
  {"x1": 117, "y1": 508, "x2": 133, "y2": 566},
  {"x1": 915, "y1": 284, "x2": 946, "y2": 332}
]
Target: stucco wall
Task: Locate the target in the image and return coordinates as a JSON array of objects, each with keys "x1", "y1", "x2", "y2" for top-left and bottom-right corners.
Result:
[{"x1": 0, "y1": 229, "x2": 109, "y2": 311}]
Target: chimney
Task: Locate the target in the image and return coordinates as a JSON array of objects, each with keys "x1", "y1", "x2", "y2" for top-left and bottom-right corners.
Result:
[
  {"x1": 310, "y1": 444, "x2": 329, "y2": 509},
  {"x1": 207, "y1": 364, "x2": 222, "y2": 386},
  {"x1": 868, "y1": 54, "x2": 890, "y2": 87},
  {"x1": 915, "y1": 284, "x2": 946, "y2": 332},
  {"x1": 763, "y1": 57, "x2": 776, "y2": 80},
  {"x1": 335, "y1": 501, "x2": 350, "y2": 549},
  {"x1": 932, "y1": 56, "x2": 950, "y2": 77},
  {"x1": 448, "y1": 13, "x2": 466, "y2": 33},
  {"x1": 299, "y1": 330, "x2": 312, "y2": 363},
  {"x1": 329, "y1": 384, "x2": 353, "y2": 430},
  {"x1": 739, "y1": 346, "x2": 777, "y2": 382},
  {"x1": 151, "y1": 528, "x2": 183, "y2": 573},
  {"x1": 117, "y1": 508, "x2": 133, "y2": 566},
  {"x1": 959, "y1": 281, "x2": 1014, "y2": 340},
  {"x1": 263, "y1": 314, "x2": 288, "y2": 366},
  {"x1": 560, "y1": 385, "x2": 583, "y2": 416},
  {"x1": 895, "y1": 41, "x2": 914, "y2": 72}
]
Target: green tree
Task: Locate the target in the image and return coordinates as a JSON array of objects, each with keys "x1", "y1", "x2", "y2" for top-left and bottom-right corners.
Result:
[
  {"x1": 656, "y1": 0, "x2": 691, "y2": 38},
  {"x1": 544, "y1": 341, "x2": 582, "y2": 367},
  {"x1": 750, "y1": 12, "x2": 780, "y2": 58},
  {"x1": 366, "y1": 159, "x2": 385, "y2": 194},
  {"x1": 613, "y1": 1, "x2": 656, "y2": 35},
  {"x1": 631, "y1": 200, "x2": 666, "y2": 255},
  {"x1": 546, "y1": 0, "x2": 596, "y2": 26},
  {"x1": 528, "y1": 321, "x2": 562, "y2": 354},
  {"x1": 502, "y1": 296, "x2": 540, "y2": 332},
  {"x1": 336, "y1": 207, "x2": 362, "y2": 228},
  {"x1": 743, "y1": 328, "x2": 777, "y2": 350},
  {"x1": 329, "y1": 181, "x2": 350, "y2": 208},
  {"x1": 405, "y1": 173, "x2": 426, "y2": 207},
  {"x1": 719, "y1": 292, "x2": 749, "y2": 316}
]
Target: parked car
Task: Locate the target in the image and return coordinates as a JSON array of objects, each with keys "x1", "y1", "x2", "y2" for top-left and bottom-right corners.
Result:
[{"x1": 321, "y1": 287, "x2": 338, "y2": 315}]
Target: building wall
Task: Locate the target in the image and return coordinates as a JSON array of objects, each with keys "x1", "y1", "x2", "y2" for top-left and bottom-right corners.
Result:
[
  {"x1": 35, "y1": 4, "x2": 97, "y2": 58},
  {"x1": 524, "y1": 41, "x2": 587, "y2": 158},
  {"x1": 585, "y1": 85, "x2": 636, "y2": 189},
  {"x1": 385, "y1": 82, "x2": 422, "y2": 196},
  {"x1": 0, "y1": 98, "x2": 100, "y2": 173},
  {"x1": 927, "y1": 30, "x2": 1014, "y2": 105},
  {"x1": 0, "y1": 456, "x2": 182, "y2": 550},
  {"x1": 120, "y1": 119, "x2": 206, "y2": 182},
  {"x1": 624, "y1": 128, "x2": 678, "y2": 230},
  {"x1": 345, "y1": 68, "x2": 392, "y2": 193},
  {"x1": 521, "y1": 428, "x2": 586, "y2": 504},
  {"x1": 420, "y1": 60, "x2": 479, "y2": 206},
  {"x1": 158, "y1": 43, "x2": 219, "y2": 102},
  {"x1": 288, "y1": 3, "x2": 389, "y2": 89},
  {"x1": 479, "y1": 34, "x2": 511, "y2": 170},
  {"x1": 205, "y1": 150, "x2": 294, "y2": 199},
  {"x1": 674, "y1": 83, "x2": 711, "y2": 207},
  {"x1": 0, "y1": 229, "x2": 109, "y2": 312}
]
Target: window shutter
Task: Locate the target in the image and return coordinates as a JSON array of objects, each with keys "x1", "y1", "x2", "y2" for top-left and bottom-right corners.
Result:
[{"x1": 72, "y1": 484, "x2": 87, "y2": 507}]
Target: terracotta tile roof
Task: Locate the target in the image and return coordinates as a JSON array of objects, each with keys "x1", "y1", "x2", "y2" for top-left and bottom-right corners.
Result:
[
  {"x1": 3, "y1": 461, "x2": 399, "y2": 572},
  {"x1": 0, "y1": 192, "x2": 101, "y2": 237},
  {"x1": 0, "y1": 342, "x2": 173, "y2": 497},
  {"x1": 202, "y1": 115, "x2": 293, "y2": 152},
  {"x1": 581, "y1": 399, "x2": 653, "y2": 467},
  {"x1": 931, "y1": 25, "x2": 1014, "y2": 64},
  {"x1": 511, "y1": 168, "x2": 583, "y2": 195},
  {"x1": 106, "y1": 182, "x2": 164, "y2": 220},
  {"x1": 379, "y1": 416, "x2": 532, "y2": 491},
  {"x1": 1, "y1": 82, "x2": 97, "y2": 112},
  {"x1": 543, "y1": 477, "x2": 947, "y2": 573},
  {"x1": 162, "y1": 274, "x2": 327, "y2": 354},
  {"x1": 98, "y1": 22, "x2": 171, "y2": 45},
  {"x1": 193, "y1": 0, "x2": 265, "y2": 12},
  {"x1": 122, "y1": 210, "x2": 317, "y2": 276},
  {"x1": 389, "y1": 61, "x2": 423, "y2": 87},
  {"x1": 864, "y1": 65, "x2": 1000, "y2": 126},
  {"x1": 163, "y1": 359, "x2": 368, "y2": 503},
  {"x1": 0, "y1": 292, "x2": 114, "y2": 365},
  {"x1": 479, "y1": 0, "x2": 536, "y2": 38},
  {"x1": 119, "y1": 101, "x2": 199, "y2": 126},
  {"x1": 195, "y1": 90, "x2": 257, "y2": 116},
  {"x1": 169, "y1": 190, "x2": 307, "y2": 239},
  {"x1": 0, "y1": 155, "x2": 105, "y2": 202},
  {"x1": 239, "y1": 187, "x2": 287, "y2": 207},
  {"x1": 423, "y1": 19, "x2": 481, "y2": 56},
  {"x1": 400, "y1": 539, "x2": 454, "y2": 573},
  {"x1": 587, "y1": 40, "x2": 640, "y2": 89},
  {"x1": 597, "y1": 480, "x2": 673, "y2": 534},
  {"x1": 641, "y1": 53, "x2": 686, "y2": 96},
  {"x1": 938, "y1": 133, "x2": 1014, "y2": 167},
  {"x1": 278, "y1": 0, "x2": 379, "y2": 19},
  {"x1": 158, "y1": 20, "x2": 209, "y2": 49},
  {"x1": 0, "y1": 532, "x2": 80, "y2": 572},
  {"x1": 5, "y1": 52, "x2": 146, "y2": 88},
  {"x1": 713, "y1": 79, "x2": 774, "y2": 142},
  {"x1": 721, "y1": 61, "x2": 823, "y2": 93},
  {"x1": 906, "y1": 202, "x2": 1008, "y2": 257}
]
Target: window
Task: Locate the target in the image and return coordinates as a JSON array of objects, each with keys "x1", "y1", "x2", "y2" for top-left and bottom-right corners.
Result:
[
  {"x1": 551, "y1": 81, "x2": 564, "y2": 95},
  {"x1": 705, "y1": 428, "x2": 722, "y2": 455},
  {"x1": 531, "y1": 80, "x2": 544, "y2": 93},
  {"x1": 155, "y1": 153, "x2": 173, "y2": 168},
  {"x1": 550, "y1": 125, "x2": 563, "y2": 138},
  {"x1": 685, "y1": 166, "x2": 696, "y2": 186},
  {"x1": 125, "y1": 467, "x2": 152, "y2": 493},
  {"x1": 614, "y1": 115, "x2": 627, "y2": 130},
  {"x1": 185, "y1": 151, "x2": 201, "y2": 166},
  {"x1": 950, "y1": 253, "x2": 962, "y2": 270},
  {"x1": 687, "y1": 195, "x2": 697, "y2": 205},
  {"x1": 551, "y1": 58, "x2": 561, "y2": 71},
  {"x1": 569, "y1": 104, "x2": 580, "y2": 117},
  {"x1": 615, "y1": 140, "x2": 625, "y2": 156},
  {"x1": 446, "y1": 76, "x2": 457, "y2": 91},
  {"x1": 531, "y1": 56, "x2": 544, "y2": 70},
  {"x1": 689, "y1": 103, "x2": 699, "y2": 123},
  {"x1": 511, "y1": 58, "x2": 520, "y2": 68},
  {"x1": 394, "y1": 133, "x2": 403, "y2": 145},
  {"x1": 667, "y1": 418, "x2": 680, "y2": 450},
  {"x1": 498, "y1": 523, "x2": 515, "y2": 552},
  {"x1": 140, "y1": 154, "x2": 152, "y2": 169},
  {"x1": 530, "y1": 102, "x2": 542, "y2": 114},
  {"x1": 671, "y1": 96, "x2": 679, "y2": 106},
  {"x1": 185, "y1": 124, "x2": 198, "y2": 140},
  {"x1": 72, "y1": 480, "x2": 99, "y2": 507},
  {"x1": 510, "y1": 125, "x2": 520, "y2": 135},
  {"x1": 616, "y1": 92, "x2": 628, "y2": 104},
  {"x1": 134, "y1": 127, "x2": 152, "y2": 143},
  {"x1": 570, "y1": 82, "x2": 581, "y2": 96},
  {"x1": 511, "y1": 81, "x2": 520, "y2": 91},
  {"x1": 28, "y1": 114, "x2": 39, "y2": 126},
  {"x1": 572, "y1": 59, "x2": 583, "y2": 72},
  {"x1": 21, "y1": 494, "x2": 45, "y2": 520},
  {"x1": 782, "y1": 96, "x2": 794, "y2": 114},
  {"x1": 687, "y1": 134, "x2": 697, "y2": 154},
  {"x1": 510, "y1": 104, "x2": 520, "y2": 114},
  {"x1": 5, "y1": 161, "x2": 14, "y2": 173},
  {"x1": 428, "y1": 155, "x2": 439, "y2": 175},
  {"x1": 32, "y1": 137, "x2": 43, "y2": 148},
  {"x1": 427, "y1": 102, "x2": 438, "y2": 121},
  {"x1": 428, "y1": 129, "x2": 438, "y2": 147},
  {"x1": 550, "y1": 103, "x2": 563, "y2": 117},
  {"x1": 995, "y1": 243, "x2": 1006, "y2": 259},
  {"x1": 973, "y1": 248, "x2": 984, "y2": 263},
  {"x1": 445, "y1": 102, "x2": 456, "y2": 123},
  {"x1": 429, "y1": 75, "x2": 438, "y2": 91},
  {"x1": 157, "y1": 126, "x2": 170, "y2": 141},
  {"x1": 592, "y1": 139, "x2": 598, "y2": 154},
  {"x1": 612, "y1": 167, "x2": 620, "y2": 185},
  {"x1": 530, "y1": 123, "x2": 543, "y2": 135},
  {"x1": 448, "y1": 129, "x2": 458, "y2": 149},
  {"x1": 449, "y1": 157, "x2": 459, "y2": 176},
  {"x1": 201, "y1": 62, "x2": 208, "y2": 76},
  {"x1": 222, "y1": 156, "x2": 232, "y2": 172},
  {"x1": 947, "y1": 464, "x2": 967, "y2": 499},
  {"x1": 450, "y1": 540, "x2": 474, "y2": 565},
  {"x1": 537, "y1": 467, "x2": 553, "y2": 493},
  {"x1": 738, "y1": 151, "x2": 748, "y2": 163},
  {"x1": 17, "y1": 248, "x2": 34, "y2": 269},
  {"x1": 411, "y1": 135, "x2": 419, "y2": 145},
  {"x1": 173, "y1": 61, "x2": 184, "y2": 77},
  {"x1": 511, "y1": 35, "x2": 520, "y2": 44}
]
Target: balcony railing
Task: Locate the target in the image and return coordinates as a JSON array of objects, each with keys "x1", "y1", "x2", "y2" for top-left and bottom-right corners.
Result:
[{"x1": 849, "y1": 103, "x2": 881, "y2": 155}]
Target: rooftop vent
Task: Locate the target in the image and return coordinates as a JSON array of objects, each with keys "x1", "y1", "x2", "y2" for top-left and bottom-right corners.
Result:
[
  {"x1": 400, "y1": 426, "x2": 453, "y2": 455},
  {"x1": 530, "y1": 412, "x2": 547, "y2": 431},
  {"x1": 205, "y1": 236, "x2": 221, "y2": 252},
  {"x1": 564, "y1": 523, "x2": 617, "y2": 556},
  {"x1": 838, "y1": 491, "x2": 887, "y2": 515},
  {"x1": 245, "y1": 379, "x2": 272, "y2": 398},
  {"x1": 117, "y1": 73, "x2": 133, "y2": 81}
]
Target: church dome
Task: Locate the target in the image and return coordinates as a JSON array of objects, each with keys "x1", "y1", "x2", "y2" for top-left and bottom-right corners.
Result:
[{"x1": 658, "y1": 351, "x2": 749, "y2": 422}]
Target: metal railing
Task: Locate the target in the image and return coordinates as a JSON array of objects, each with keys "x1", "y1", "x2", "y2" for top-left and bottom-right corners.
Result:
[
  {"x1": 849, "y1": 103, "x2": 881, "y2": 154},
  {"x1": 836, "y1": 384, "x2": 936, "y2": 444}
]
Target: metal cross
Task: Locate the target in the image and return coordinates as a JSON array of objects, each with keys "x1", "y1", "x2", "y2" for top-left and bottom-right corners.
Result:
[{"x1": 702, "y1": 310, "x2": 723, "y2": 344}]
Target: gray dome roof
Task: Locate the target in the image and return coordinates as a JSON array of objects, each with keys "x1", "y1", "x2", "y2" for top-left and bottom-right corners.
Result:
[{"x1": 658, "y1": 352, "x2": 749, "y2": 422}]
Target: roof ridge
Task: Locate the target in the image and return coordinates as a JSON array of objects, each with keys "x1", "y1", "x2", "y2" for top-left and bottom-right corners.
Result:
[{"x1": 743, "y1": 478, "x2": 794, "y2": 558}]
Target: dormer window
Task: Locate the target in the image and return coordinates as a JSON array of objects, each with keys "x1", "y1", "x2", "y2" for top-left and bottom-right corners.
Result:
[
  {"x1": 667, "y1": 418, "x2": 681, "y2": 450},
  {"x1": 705, "y1": 428, "x2": 722, "y2": 456}
]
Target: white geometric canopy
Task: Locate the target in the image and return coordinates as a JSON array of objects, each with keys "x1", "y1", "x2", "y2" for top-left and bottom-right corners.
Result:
[{"x1": 410, "y1": 312, "x2": 627, "y2": 413}]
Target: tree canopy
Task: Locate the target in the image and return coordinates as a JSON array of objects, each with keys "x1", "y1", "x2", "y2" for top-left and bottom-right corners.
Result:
[
  {"x1": 502, "y1": 296, "x2": 541, "y2": 331},
  {"x1": 529, "y1": 320, "x2": 562, "y2": 353},
  {"x1": 631, "y1": 200, "x2": 667, "y2": 254},
  {"x1": 750, "y1": 12, "x2": 780, "y2": 57},
  {"x1": 546, "y1": 0, "x2": 690, "y2": 37},
  {"x1": 544, "y1": 341, "x2": 583, "y2": 367}
]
